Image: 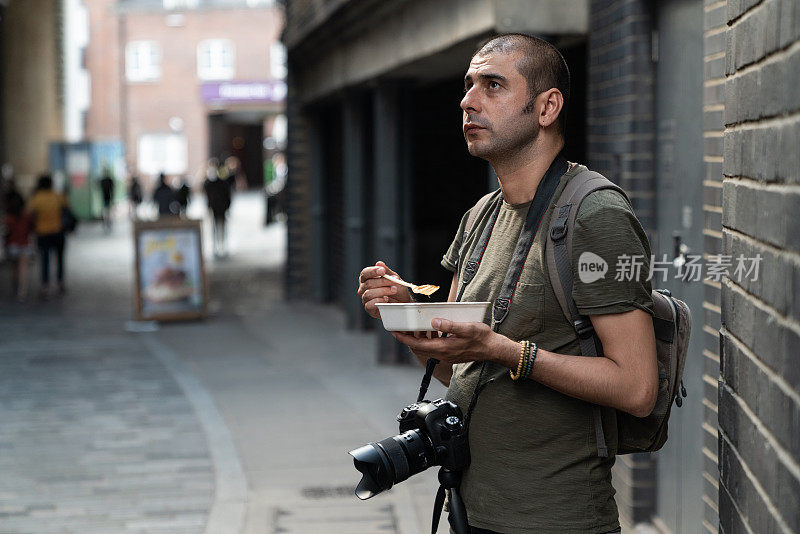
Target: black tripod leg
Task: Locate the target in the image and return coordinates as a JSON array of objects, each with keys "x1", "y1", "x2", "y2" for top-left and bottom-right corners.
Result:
[
  {"x1": 447, "y1": 488, "x2": 470, "y2": 534},
  {"x1": 431, "y1": 485, "x2": 446, "y2": 534}
]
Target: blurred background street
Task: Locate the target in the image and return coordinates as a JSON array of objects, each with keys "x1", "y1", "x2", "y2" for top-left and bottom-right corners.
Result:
[{"x1": 0, "y1": 194, "x2": 448, "y2": 533}]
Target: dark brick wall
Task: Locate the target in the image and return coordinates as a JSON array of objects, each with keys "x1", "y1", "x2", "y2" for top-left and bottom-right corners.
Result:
[
  {"x1": 285, "y1": 68, "x2": 313, "y2": 300},
  {"x1": 701, "y1": 0, "x2": 727, "y2": 531},
  {"x1": 587, "y1": 0, "x2": 657, "y2": 526},
  {"x1": 719, "y1": 0, "x2": 800, "y2": 532},
  {"x1": 588, "y1": 0, "x2": 656, "y2": 234}
]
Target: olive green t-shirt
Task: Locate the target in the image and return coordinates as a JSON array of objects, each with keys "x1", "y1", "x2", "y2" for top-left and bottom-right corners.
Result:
[{"x1": 440, "y1": 163, "x2": 653, "y2": 534}]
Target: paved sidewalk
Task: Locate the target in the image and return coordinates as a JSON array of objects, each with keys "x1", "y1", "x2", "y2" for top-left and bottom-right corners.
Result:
[{"x1": 0, "y1": 193, "x2": 447, "y2": 534}]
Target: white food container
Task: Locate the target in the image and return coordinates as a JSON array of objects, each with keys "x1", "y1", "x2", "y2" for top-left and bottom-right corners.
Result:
[{"x1": 375, "y1": 302, "x2": 491, "y2": 332}]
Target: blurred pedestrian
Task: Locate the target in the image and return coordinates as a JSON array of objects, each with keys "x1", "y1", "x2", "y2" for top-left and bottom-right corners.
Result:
[
  {"x1": 3, "y1": 184, "x2": 32, "y2": 301},
  {"x1": 152, "y1": 173, "x2": 177, "y2": 218},
  {"x1": 175, "y1": 177, "x2": 191, "y2": 217},
  {"x1": 224, "y1": 155, "x2": 246, "y2": 191},
  {"x1": 99, "y1": 169, "x2": 115, "y2": 232},
  {"x1": 27, "y1": 174, "x2": 69, "y2": 298},
  {"x1": 2, "y1": 174, "x2": 21, "y2": 213},
  {"x1": 128, "y1": 175, "x2": 143, "y2": 219},
  {"x1": 203, "y1": 159, "x2": 233, "y2": 257}
]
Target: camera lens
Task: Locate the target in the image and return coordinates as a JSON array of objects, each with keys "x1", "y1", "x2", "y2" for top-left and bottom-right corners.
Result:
[
  {"x1": 349, "y1": 442, "x2": 393, "y2": 500},
  {"x1": 349, "y1": 429, "x2": 434, "y2": 500}
]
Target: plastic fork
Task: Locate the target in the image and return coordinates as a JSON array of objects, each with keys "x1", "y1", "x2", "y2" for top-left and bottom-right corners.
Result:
[{"x1": 382, "y1": 274, "x2": 440, "y2": 296}]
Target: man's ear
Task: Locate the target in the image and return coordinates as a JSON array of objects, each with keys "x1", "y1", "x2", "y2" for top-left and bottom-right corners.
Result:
[{"x1": 539, "y1": 89, "x2": 564, "y2": 128}]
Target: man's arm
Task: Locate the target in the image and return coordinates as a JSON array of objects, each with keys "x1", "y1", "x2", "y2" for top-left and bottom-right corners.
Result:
[{"x1": 393, "y1": 308, "x2": 658, "y2": 417}]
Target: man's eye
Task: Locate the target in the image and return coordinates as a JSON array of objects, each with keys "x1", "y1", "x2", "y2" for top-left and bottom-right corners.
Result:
[{"x1": 489, "y1": 81, "x2": 500, "y2": 89}]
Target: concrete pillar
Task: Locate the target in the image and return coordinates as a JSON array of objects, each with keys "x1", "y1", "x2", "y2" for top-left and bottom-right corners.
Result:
[
  {"x1": 309, "y1": 110, "x2": 327, "y2": 302},
  {"x1": 0, "y1": 0, "x2": 63, "y2": 189},
  {"x1": 373, "y1": 82, "x2": 413, "y2": 364},
  {"x1": 342, "y1": 92, "x2": 370, "y2": 330}
]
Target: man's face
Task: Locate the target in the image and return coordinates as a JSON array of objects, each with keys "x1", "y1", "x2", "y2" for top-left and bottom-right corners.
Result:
[{"x1": 461, "y1": 50, "x2": 539, "y2": 160}]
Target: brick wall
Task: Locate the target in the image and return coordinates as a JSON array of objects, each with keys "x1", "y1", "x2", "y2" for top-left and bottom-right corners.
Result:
[
  {"x1": 85, "y1": 0, "x2": 122, "y2": 140},
  {"x1": 587, "y1": 0, "x2": 657, "y2": 526},
  {"x1": 719, "y1": 0, "x2": 800, "y2": 532},
  {"x1": 701, "y1": 0, "x2": 726, "y2": 531},
  {"x1": 284, "y1": 69, "x2": 313, "y2": 300},
  {"x1": 588, "y1": 0, "x2": 656, "y2": 233}
]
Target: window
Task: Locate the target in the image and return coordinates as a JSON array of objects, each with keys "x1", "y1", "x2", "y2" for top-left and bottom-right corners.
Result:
[
  {"x1": 246, "y1": 0, "x2": 273, "y2": 6},
  {"x1": 163, "y1": 0, "x2": 198, "y2": 11},
  {"x1": 137, "y1": 133, "x2": 187, "y2": 175},
  {"x1": 126, "y1": 41, "x2": 161, "y2": 82},
  {"x1": 197, "y1": 39, "x2": 235, "y2": 81},
  {"x1": 269, "y1": 42, "x2": 287, "y2": 79}
]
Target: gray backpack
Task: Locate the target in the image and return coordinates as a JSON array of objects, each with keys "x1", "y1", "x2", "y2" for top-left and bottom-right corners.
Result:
[
  {"x1": 465, "y1": 169, "x2": 692, "y2": 456},
  {"x1": 546, "y1": 169, "x2": 692, "y2": 456}
]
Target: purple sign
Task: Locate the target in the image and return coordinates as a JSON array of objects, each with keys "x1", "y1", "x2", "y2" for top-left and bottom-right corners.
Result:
[{"x1": 201, "y1": 80, "x2": 287, "y2": 104}]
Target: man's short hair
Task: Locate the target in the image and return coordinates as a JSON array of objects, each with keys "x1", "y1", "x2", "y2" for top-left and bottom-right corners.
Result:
[{"x1": 473, "y1": 33, "x2": 570, "y2": 136}]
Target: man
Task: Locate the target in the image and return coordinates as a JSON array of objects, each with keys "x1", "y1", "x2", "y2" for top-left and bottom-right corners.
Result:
[
  {"x1": 99, "y1": 170, "x2": 115, "y2": 232},
  {"x1": 357, "y1": 34, "x2": 657, "y2": 533},
  {"x1": 203, "y1": 159, "x2": 233, "y2": 257},
  {"x1": 152, "y1": 172, "x2": 177, "y2": 218},
  {"x1": 128, "y1": 174, "x2": 143, "y2": 220},
  {"x1": 175, "y1": 177, "x2": 191, "y2": 217}
]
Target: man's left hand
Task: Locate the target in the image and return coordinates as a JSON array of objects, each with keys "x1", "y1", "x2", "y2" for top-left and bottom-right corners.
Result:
[{"x1": 391, "y1": 318, "x2": 506, "y2": 364}]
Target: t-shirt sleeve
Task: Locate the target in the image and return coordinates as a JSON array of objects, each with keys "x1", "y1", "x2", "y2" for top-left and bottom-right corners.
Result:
[
  {"x1": 570, "y1": 189, "x2": 654, "y2": 316},
  {"x1": 441, "y1": 209, "x2": 472, "y2": 273}
]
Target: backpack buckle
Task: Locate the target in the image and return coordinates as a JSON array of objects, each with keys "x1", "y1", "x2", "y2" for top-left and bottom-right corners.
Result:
[
  {"x1": 573, "y1": 317, "x2": 594, "y2": 338},
  {"x1": 549, "y1": 205, "x2": 571, "y2": 242},
  {"x1": 550, "y1": 223, "x2": 567, "y2": 242}
]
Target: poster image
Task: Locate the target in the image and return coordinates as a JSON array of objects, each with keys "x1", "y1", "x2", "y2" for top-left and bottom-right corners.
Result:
[{"x1": 134, "y1": 220, "x2": 207, "y2": 321}]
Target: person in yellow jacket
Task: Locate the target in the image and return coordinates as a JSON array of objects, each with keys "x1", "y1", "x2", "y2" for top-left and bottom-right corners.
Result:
[{"x1": 27, "y1": 175, "x2": 69, "y2": 298}]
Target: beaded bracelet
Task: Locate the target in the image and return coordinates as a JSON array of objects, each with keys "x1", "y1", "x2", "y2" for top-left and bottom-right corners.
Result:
[
  {"x1": 523, "y1": 342, "x2": 538, "y2": 380},
  {"x1": 510, "y1": 340, "x2": 531, "y2": 381}
]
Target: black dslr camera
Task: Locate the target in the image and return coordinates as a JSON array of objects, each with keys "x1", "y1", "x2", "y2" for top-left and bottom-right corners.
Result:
[{"x1": 348, "y1": 398, "x2": 469, "y2": 499}]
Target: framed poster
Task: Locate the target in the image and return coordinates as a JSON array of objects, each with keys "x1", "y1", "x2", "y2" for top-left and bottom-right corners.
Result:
[{"x1": 133, "y1": 219, "x2": 208, "y2": 321}]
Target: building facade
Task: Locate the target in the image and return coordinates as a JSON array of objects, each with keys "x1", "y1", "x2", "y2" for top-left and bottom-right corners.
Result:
[
  {"x1": 85, "y1": 0, "x2": 286, "y2": 187},
  {"x1": 283, "y1": 0, "x2": 799, "y2": 532}
]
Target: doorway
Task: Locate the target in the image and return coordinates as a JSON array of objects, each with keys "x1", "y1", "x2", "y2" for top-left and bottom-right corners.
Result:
[
  {"x1": 652, "y1": 1, "x2": 706, "y2": 532},
  {"x1": 208, "y1": 112, "x2": 267, "y2": 189}
]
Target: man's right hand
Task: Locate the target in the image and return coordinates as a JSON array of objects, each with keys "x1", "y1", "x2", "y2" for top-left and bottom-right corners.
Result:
[{"x1": 357, "y1": 261, "x2": 412, "y2": 319}]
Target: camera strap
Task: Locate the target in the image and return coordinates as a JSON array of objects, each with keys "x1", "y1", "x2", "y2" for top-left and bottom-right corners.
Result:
[
  {"x1": 431, "y1": 157, "x2": 568, "y2": 534},
  {"x1": 457, "y1": 154, "x2": 567, "y2": 431},
  {"x1": 456, "y1": 155, "x2": 568, "y2": 322}
]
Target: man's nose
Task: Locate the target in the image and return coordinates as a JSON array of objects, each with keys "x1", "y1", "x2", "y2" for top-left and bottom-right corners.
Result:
[{"x1": 460, "y1": 87, "x2": 479, "y2": 114}]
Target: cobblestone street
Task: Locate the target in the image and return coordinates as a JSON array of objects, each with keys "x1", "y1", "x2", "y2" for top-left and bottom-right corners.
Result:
[{"x1": 0, "y1": 193, "x2": 445, "y2": 533}]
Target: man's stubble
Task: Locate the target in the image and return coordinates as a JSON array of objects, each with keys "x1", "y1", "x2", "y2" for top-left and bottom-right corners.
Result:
[{"x1": 466, "y1": 102, "x2": 540, "y2": 163}]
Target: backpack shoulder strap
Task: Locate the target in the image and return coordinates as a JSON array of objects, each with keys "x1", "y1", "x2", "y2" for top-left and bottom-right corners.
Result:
[
  {"x1": 544, "y1": 168, "x2": 629, "y2": 458},
  {"x1": 545, "y1": 170, "x2": 629, "y2": 326}
]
